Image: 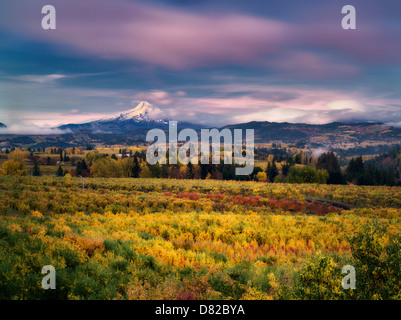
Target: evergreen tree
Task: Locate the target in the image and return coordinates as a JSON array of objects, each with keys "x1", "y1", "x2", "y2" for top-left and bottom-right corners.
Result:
[
  {"x1": 220, "y1": 164, "x2": 234, "y2": 180},
  {"x1": 281, "y1": 161, "x2": 292, "y2": 176},
  {"x1": 287, "y1": 156, "x2": 295, "y2": 166},
  {"x1": 271, "y1": 161, "x2": 279, "y2": 181},
  {"x1": 316, "y1": 152, "x2": 344, "y2": 184},
  {"x1": 266, "y1": 161, "x2": 278, "y2": 182},
  {"x1": 76, "y1": 160, "x2": 82, "y2": 176},
  {"x1": 32, "y1": 158, "x2": 41, "y2": 176},
  {"x1": 150, "y1": 163, "x2": 161, "y2": 178},
  {"x1": 186, "y1": 162, "x2": 195, "y2": 179},
  {"x1": 76, "y1": 159, "x2": 89, "y2": 177},
  {"x1": 346, "y1": 156, "x2": 364, "y2": 183},
  {"x1": 294, "y1": 153, "x2": 302, "y2": 164},
  {"x1": 266, "y1": 161, "x2": 271, "y2": 177},
  {"x1": 56, "y1": 165, "x2": 64, "y2": 177},
  {"x1": 132, "y1": 156, "x2": 140, "y2": 178},
  {"x1": 160, "y1": 164, "x2": 169, "y2": 179},
  {"x1": 81, "y1": 159, "x2": 88, "y2": 175},
  {"x1": 200, "y1": 163, "x2": 208, "y2": 179}
]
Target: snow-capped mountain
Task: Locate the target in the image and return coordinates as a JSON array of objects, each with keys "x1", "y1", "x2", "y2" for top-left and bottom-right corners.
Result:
[
  {"x1": 58, "y1": 101, "x2": 201, "y2": 133},
  {"x1": 99, "y1": 101, "x2": 162, "y2": 123}
]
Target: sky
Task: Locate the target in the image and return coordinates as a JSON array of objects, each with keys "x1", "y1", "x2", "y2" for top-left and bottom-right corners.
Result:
[{"x1": 0, "y1": 0, "x2": 400, "y2": 133}]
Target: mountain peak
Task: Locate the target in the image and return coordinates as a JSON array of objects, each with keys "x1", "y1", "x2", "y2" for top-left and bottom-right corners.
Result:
[
  {"x1": 124, "y1": 101, "x2": 154, "y2": 119},
  {"x1": 100, "y1": 101, "x2": 158, "y2": 122}
]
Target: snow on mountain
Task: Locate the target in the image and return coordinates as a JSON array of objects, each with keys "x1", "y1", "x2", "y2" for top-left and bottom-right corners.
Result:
[
  {"x1": 57, "y1": 101, "x2": 204, "y2": 133},
  {"x1": 100, "y1": 101, "x2": 163, "y2": 122},
  {"x1": 57, "y1": 101, "x2": 171, "y2": 132}
]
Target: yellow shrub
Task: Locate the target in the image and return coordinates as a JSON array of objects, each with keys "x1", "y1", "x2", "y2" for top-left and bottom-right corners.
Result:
[
  {"x1": 31, "y1": 210, "x2": 44, "y2": 218},
  {"x1": 8, "y1": 223, "x2": 23, "y2": 233}
]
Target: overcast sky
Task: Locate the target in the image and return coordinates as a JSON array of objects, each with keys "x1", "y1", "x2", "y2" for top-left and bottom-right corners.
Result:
[{"x1": 0, "y1": 0, "x2": 400, "y2": 132}]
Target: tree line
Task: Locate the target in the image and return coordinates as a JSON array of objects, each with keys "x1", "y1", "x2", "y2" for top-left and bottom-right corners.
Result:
[{"x1": 1, "y1": 147, "x2": 400, "y2": 186}]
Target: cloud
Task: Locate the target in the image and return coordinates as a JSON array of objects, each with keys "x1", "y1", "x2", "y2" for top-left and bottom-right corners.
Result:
[
  {"x1": 5, "y1": 74, "x2": 68, "y2": 84},
  {"x1": 386, "y1": 122, "x2": 401, "y2": 128},
  {"x1": 128, "y1": 84, "x2": 401, "y2": 126},
  {"x1": 2, "y1": 72, "x2": 399, "y2": 127},
  {"x1": 249, "y1": 91, "x2": 299, "y2": 102},
  {"x1": 1, "y1": 0, "x2": 399, "y2": 74},
  {"x1": 0, "y1": 78, "x2": 135, "y2": 124},
  {"x1": 1, "y1": 72, "x2": 110, "y2": 85},
  {"x1": 0, "y1": 0, "x2": 288, "y2": 69},
  {"x1": 133, "y1": 90, "x2": 188, "y2": 106},
  {"x1": 0, "y1": 124, "x2": 72, "y2": 135},
  {"x1": 292, "y1": 7, "x2": 401, "y2": 65},
  {"x1": 0, "y1": 0, "x2": 399, "y2": 127},
  {"x1": 325, "y1": 100, "x2": 364, "y2": 112},
  {"x1": 134, "y1": 91, "x2": 175, "y2": 106},
  {"x1": 266, "y1": 51, "x2": 361, "y2": 79}
]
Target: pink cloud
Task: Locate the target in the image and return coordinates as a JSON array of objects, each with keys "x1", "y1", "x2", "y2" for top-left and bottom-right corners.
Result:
[
  {"x1": 267, "y1": 51, "x2": 361, "y2": 79},
  {"x1": 290, "y1": 2, "x2": 401, "y2": 65},
  {"x1": 295, "y1": 23, "x2": 401, "y2": 65},
  {"x1": 134, "y1": 90, "x2": 178, "y2": 106},
  {"x1": 0, "y1": 0, "x2": 288, "y2": 69},
  {"x1": 1, "y1": 0, "x2": 399, "y2": 74},
  {"x1": 132, "y1": 83, "x2": 399, "y2": 125},
  {"x1": 133, "y1": 86, "x2": 362, "y2": 120}
]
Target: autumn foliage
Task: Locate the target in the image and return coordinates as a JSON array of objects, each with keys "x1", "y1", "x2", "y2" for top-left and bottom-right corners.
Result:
[{"x1": 0, "y1": 176, "x2": 400, "y2": 299}]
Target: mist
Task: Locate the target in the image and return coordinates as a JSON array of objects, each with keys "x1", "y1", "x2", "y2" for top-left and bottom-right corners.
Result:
[{"x1": 0, "y1": 124, "x2": 72, "y2": 135}]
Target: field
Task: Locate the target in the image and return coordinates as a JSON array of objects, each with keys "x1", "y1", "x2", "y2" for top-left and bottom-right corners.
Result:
[{"x1": 1, "y1": 177, "x2": 401, "y2": 300}]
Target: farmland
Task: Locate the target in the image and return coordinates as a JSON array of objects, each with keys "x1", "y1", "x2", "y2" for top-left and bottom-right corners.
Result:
[{"x1": 1, "y1": 177, "x2": 401, "y2": 300}]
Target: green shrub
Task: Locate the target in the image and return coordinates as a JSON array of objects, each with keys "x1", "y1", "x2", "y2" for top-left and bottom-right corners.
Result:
[
  {"x1": 348, "y1": 219, "x2": 401, "y2": 299},
  {"x1": 298, "y1": 255, "x2": 346, "y2": 300},
  {"x1": 138, "y1": 232, "x2": 156, "y2": 241},
  {"x1": 288, "y1": 166, "x2": 329, "y2": 184},
  {"x1": 210, "y1": 251, "x2": 227, "y2": 263}
]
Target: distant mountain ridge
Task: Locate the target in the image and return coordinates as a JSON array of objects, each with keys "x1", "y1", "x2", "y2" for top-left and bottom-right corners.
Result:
[
  {"x1": 223, "y1": 121, "x2": 401, "y2": 144},
  {"x1": 52, "y1": 115, "x2": 401, "y2": 147},
  {"x1": 1, "y1": 103, "x2": 401, "y2": 149},
  {"x1": 58, "y1": 101, "x2": 401, "y2": 143}
]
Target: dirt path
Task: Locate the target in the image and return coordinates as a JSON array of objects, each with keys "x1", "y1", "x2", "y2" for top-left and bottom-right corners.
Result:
[{"x1": 305, "y1": 197, "x2": 352, "y2": 210}]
